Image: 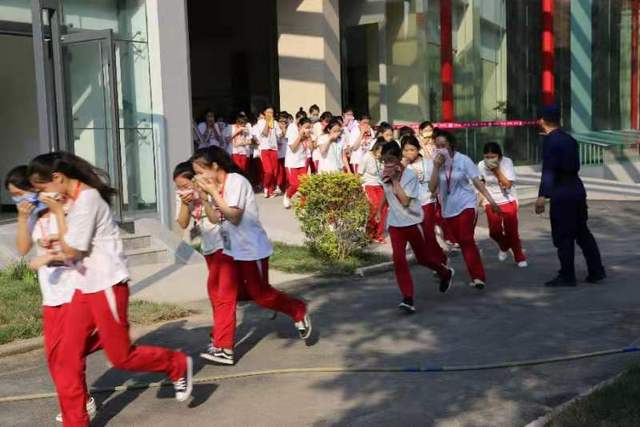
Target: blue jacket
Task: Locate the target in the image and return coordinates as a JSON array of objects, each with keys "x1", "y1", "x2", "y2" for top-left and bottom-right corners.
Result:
[{"x1": 538, "y1": 128, "x2": 586, "y2": 201}]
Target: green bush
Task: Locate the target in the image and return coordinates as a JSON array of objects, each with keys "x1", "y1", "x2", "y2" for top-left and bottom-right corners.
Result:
[{"x1": 294, "y1": 173, "x2": 369, "y2": 261}]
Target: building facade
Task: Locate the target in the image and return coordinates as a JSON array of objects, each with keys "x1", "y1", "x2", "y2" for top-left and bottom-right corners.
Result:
[{"x1": 0, "y1": 0, "x2": 636, "y2": 228}]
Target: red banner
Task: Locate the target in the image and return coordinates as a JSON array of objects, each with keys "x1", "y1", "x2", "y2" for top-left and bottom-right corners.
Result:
[{"x1": 392, "y1": 120, "x2": 538, "y2": 130}]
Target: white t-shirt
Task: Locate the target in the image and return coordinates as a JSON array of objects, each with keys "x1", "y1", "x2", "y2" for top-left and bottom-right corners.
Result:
[
  {"x1": 317, "y1": 134, "x2": 343, "y2": 173},
  {"x1": 256, "y1": 119, "x2": 278, "y2": 151},
  {"x1": 382, "y1": 168, "x2": 424, "y2": 228},
  {"x1": 478, "y1": 157, "x2": 518, "y2": 205},
  {"x1": 64, "y1": 189, "x2": 129, "y2": 293},
  {"x1": 438, "y1": 153, "x2": 480, "y2": 218},
  {"x1": 224, "y1": 124, "x2": 252, "y2": 157},
  {"x1": 348, "y1": 127, "x2": 375, "y2": 167},
  {"x1": 359, "y1": 151, "x2": 382, "y2": 187},
  {"x1": 284, "y1": 125, "x2": 309, "y2": 169},
  {"x1": 175, "y1": 195, "x2": 223, "y2": 255},
  {"x1": 276, "y1": 126, "x2": 288, "y2": 159},
  {"x1": 221, "y1": 173, "x2": 273, "y2": 261},
  {"x1": 31, "y1": 214, "x2": 78, "y2": 306},
  {"x1": 406, "y1": 158, "x2": 436, "y2": 206},
  {"x1": 197, "y1": 122, "x2": 224, "y2": 149},
  {"x1": 312, "y1": 122, "x2": 324, "y2": 162}
]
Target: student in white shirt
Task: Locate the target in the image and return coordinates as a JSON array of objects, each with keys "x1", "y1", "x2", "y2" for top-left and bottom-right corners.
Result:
[
  {"x1": 224, "y1": 114, "x2": 254, "y2": 174},
  {"x1": 197, "y1": 110, "x2": 224, "y2": 149},
  {"x1": 317, "y1": 118, "x2": 345, "y2": 173},
  {"x1": 4, "y1": 166, "x2": 99, "y2": 424},
  {"x1": 275, "y1": 112, "x2": 290, "y2": 195},
  {"x1": 358, "y1": 139, "x2": 387, "y2": 243},
  {"x1": 348, "y1": 114, "x2": 375, "y2": 174},
  {"x1": 284, "y1": 117, "x2": 312, "y2": 209},
  {"x1": 376, "y1": 122, "x2": 396, "y2": 145},
  {"x1": 428, "y1": 130, "x2": 501, "y2": 290},
  {"x1": 192, "y1": 147, "x2": 312, "y2": 365},
  {"x1": 478, "y1": 142, "x2": 528, "y2": 267},
  {"x1": 312, "y1": 111, "x2": 333, "y2": 172},
  {"x1": 377, "y1": 144, "x2": 455, "y2": 314},
  {"x1": 29, "y1": 152, "x2": 192, "y2": 424},
  {"x1": 249, "y1": 114, "x2": 264, "y2": 191},
  {"x1": 401, "y1": 136, "x2": 447, "y2": 267},
  {"x1": 256, "y1": 107, "x2": 279, "y2": 198},
  {"x1": 308, "y1": 104, "x2": 321, "y2": 123}
]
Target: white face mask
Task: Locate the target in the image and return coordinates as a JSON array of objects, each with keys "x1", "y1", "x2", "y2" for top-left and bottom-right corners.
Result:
[
  {"x1": 484, "y1": 157, "x2": 500, "y2": 169},
  {"x1": 435, "y1": 148, "x2": 451, "y2": 160}
]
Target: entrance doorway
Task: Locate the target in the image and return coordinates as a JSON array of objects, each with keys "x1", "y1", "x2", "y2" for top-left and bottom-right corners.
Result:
[{"x1": 187, "y1": 0, "x2": 279, "y2": 122}]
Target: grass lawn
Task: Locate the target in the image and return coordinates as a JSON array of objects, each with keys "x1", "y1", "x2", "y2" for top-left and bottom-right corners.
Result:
[
  {"x1": 0, "y1": 262, "x2": 194, "y2": 345},
  {"x1": 270, "y1": 242, "x2": 388, "y2": 276},
  {"x1": 547, "y1": 363, "x2": 640, "y2": 427}
]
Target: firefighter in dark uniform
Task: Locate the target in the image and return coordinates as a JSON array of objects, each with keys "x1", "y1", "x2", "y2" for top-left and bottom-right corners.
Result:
[{"x1": 535, "y1": 105, "x2": 606, "y2": 287}]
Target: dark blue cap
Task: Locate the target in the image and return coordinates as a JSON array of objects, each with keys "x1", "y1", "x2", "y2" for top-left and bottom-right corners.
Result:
[{"x1": 538, "y1": 104, "x2": 561, "y2": 123}]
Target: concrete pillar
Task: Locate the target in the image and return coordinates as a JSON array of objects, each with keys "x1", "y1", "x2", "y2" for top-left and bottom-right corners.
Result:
[
  {"x1": 277, "y1": 0, "x2": 342, "y2": 114},
  {"x1": 570, "y1": 0, "x2": 593, "y2": 131},
  {"x1": 146, "y1": 0, "x2": 193, "y2": 229}
]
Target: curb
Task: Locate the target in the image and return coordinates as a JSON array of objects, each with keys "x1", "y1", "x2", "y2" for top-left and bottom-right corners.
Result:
[
  {"x1": 355, "y1": 254, "x2": 414, "y2": 277},
  {"x1": 523, "y1": 370, "x2": 626, "y2": 427}
]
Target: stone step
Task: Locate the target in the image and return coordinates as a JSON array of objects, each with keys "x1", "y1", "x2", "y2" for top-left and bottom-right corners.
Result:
[
  {"x1": 125, "y1": 246, "x2": 169, "y2": 266},
  {"x1": 121, "y1": 234, "x2": 153, "y2": 251}
]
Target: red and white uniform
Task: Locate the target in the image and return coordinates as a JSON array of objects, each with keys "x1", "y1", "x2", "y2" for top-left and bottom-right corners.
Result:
[
  {"x1": 275, "y1": 126, "x2": 288, "y2": 190},
  {"x1": 55, "y1": 188, "x2": 187, "y2": 426},
  {"x1": 478, "y1": 156, "x2": 526, "y2": 263},
  {"x1": 256, "y1": 119, "x2": 278, "y2": 195},
  {"x1": 437, "y1": 153, "x2": 485, "y2": 281},
  {"x1": 348, "y1": 126, "x2": 375, "y2": 171},
  {"x1": 359, "y1": 151, "x2": 386, "y2": 241},
  {"x1": 284, "y1": 124, "x2": 310, "y2": 199},
  {"x1": 382, "y1": 168, "x2": 449, "y2": 299},
  {"x1": 224, "y1": 124, "x2": 252, "y2": 173},
  {"x1": 197, "y1": 122, "x2": 224, "y2": 149}
]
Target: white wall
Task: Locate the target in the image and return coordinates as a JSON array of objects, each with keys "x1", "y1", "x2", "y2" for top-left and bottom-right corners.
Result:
[{"x1": 0, "y1": 35, "x2": 39, "y2": 204}]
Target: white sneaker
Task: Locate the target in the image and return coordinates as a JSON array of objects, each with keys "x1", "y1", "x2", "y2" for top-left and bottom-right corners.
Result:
[
  {"x1": 173, "y1": 356, "x2": 193, "y2": 402},
  {"x1": 469, "y1": 279, "x2": 486, "y2": 290},
  {"x1": 294, "y1": 313, "x2": 312, "y2": 340},
  {"x1": 517, "y1": 260, "x2": 529, "y2": 268},
  {"x1": 56, "y1": 396, "x2": 97, "y2": 422},
  {"x1": 283, "y1": 195, "x2": 291, "y2": 209},
  {"x1": 274, "y1": 187, "x2": 283, "y2": 196},
  {"x1": 263, "y1": 188, "x2": 269, "y2": 198},
  {"x1": 498, "y1": 250, "x2": 509, "y2": 262}
]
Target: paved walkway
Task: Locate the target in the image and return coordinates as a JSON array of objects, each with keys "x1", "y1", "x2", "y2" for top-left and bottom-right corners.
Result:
[{"x1": 1, "y1": 201, "x2": 639, "y2": 426}]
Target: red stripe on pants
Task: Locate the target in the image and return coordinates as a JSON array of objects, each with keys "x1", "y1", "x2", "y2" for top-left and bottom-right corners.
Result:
[
  {"x1": 276, "y1": 158, "x2": 287, "y2": 189},
  {"x1": 364, "y1": 185, "x2": 387, "y2": 241},
  {"x1": 286, "y1": 167, "x2": 307, "y2": 198},
  {"x1": 232, "y1": 154, "x2": 250, "y2": 174},
  {"x1": 444, "y1": 208, "x2": 486, "y2": 281},
  {"x1": 485, "y1": 200, "x2": 526, "y2": 262},
  {"x1": 422, "y1": 203, "x2": 447, "y2": 265},
  {"x1": 389, "y1": 224, "x2": 449, "y2": 298},
  {"x1": 56, "y1": 285, "x2": 187, "y2": 426},
  {"x1": 261, "y1": 150, "x2": 278, "y2": 194},
  {"x1": 235, "y1": 258, "x2": 307, "y2": 322}
]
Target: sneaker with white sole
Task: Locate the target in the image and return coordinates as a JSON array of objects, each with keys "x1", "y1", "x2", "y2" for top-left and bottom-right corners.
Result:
[
  {"x1": 274, "y1": 187, "x2": 283, "y2": 196},
  {"x1": 263, "y1": 188, "x2": 269, "y2": 198},
  {"x1": 498, "y1": 250, "x2": 509, "y2": 262},
  {"x1": 469, "y1": 279, "x2": 486, "y2": 290},
  {"x1": 439, "y1": 267, "x2": 455, "y2": 294},
  {"x1": 174, "y1": 356, "x2": 193, "y2": 402},
  {"x1": 294, "y1": 313, "x2": 312, "y2": 340},
  {"x1": 283, "y1": 194, "x2": 291, "y2": 209},
  {"x1": 56, "y1": 396, "x2": 97, "y2": 423},
  {"x1": 517, "y1": 260, "x2": 528, "y2": 268},
  {"x1": 200, "y1": 343, "x2": 234, "y2": 365},
  {"x1": 398, "y1": 298, "x2": 416, "y2": 314}
]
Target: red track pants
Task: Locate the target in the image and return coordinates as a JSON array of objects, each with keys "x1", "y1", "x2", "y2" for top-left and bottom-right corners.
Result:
[
  {"x1": 55, "y1": 284, "x2": 187, "y2": 427},
  {"x1": 232, "y1": 154, "x2": 250, "y2": 175},
  {"x1": 261, "y1": 150, "x2": 278, "y2": 195},
  {"x1": 205, "y1": 255, "x2": 307, "y2": 350},
  {"x1": 389, "y1": 224, "x2": 450, "y2": 298},
  {"x1": 485, "y1": 201, "x2": 526, "y2": 262},
  {"x1": 422, "y1": 203, "x2": 447, "y2": 265},
  {"x1": 364, "y1": 185, "x2": 387, "y2": 241},
  {"x1": 444, "y1": 208, "x2": 486, "y2": 281},
  {"x1": 286, "y1": 167, "x2": 307, "y2": 198},
  {"x1": 435, "y1": 202, "x2": 457, "y2": 244}
]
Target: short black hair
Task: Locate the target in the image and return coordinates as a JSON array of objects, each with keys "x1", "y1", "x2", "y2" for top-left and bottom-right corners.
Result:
[
  {"x1": 4, "y1": 165, "x2": 31, "y2": 191},
  {"x1": 483, "y1": 142, "x2": 503, "y2": 158},
  {"x1": 433, "y1": 128, "x2": 457, "y2": 151},
  {"x1": 381, "y1": 141, "x2": 402, "y2": 160},
  {"x1": 173, "y1": 161, "x2": 195, "y2": 181}
]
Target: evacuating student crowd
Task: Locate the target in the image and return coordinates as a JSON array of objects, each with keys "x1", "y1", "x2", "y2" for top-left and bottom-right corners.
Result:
[{"x1": 3, "y1": 102, "x2": 605, "y2": 426}]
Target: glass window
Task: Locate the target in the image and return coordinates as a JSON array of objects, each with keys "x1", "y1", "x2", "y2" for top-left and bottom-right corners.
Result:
[{"x1": 62, "y1": 0, "x2": 148, "y2": 42}]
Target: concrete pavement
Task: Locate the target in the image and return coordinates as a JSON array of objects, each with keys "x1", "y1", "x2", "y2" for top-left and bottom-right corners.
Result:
[{"x1": 1, "y1": 200, "x2": 639, "y2": 426}]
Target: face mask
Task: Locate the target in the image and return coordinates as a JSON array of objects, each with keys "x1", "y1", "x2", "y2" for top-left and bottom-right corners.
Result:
[
  {"x1": 422, "y1": 130, "x2": 433, "y2": 138},
  {"x1": 12, "y1": 193, "x2": 48, "y2": 215},
  {"x1": 435, "y1": 148, "x2": 451, "y2": 160},
  {"x1": 484, "y1": 157, "x2": 500, "y2": 169},
  {"x1": 381, "y1": 161, "x2": 403, "y2": 183},
  {"x1": 310, "y1": 114, "x2": 319, "y2": 122}
]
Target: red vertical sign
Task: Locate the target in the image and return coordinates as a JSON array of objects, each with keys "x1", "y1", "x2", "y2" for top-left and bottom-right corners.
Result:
[
  {"x1": 632, "y1": 0, "x2": 639, "y2": 129},
  {"x1": 541, "y1": 0, "x2": 555, "y2": 106},
  {"x1": 440, "y1": 0, "x2": 454, "y2": 122}
]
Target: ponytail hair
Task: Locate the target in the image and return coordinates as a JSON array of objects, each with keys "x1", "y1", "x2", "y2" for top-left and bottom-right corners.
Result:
[
  {"x1": 28, "y1": 151, "x2": 117, "y2": 204},
  {"x1": 191, "y1": 146, "x2": 243, "y2": 175}
]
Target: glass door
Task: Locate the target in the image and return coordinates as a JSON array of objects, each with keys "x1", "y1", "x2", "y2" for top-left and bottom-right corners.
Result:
[{"x1": 59, "y1": 30, "x2": 125, "y2": 222}]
